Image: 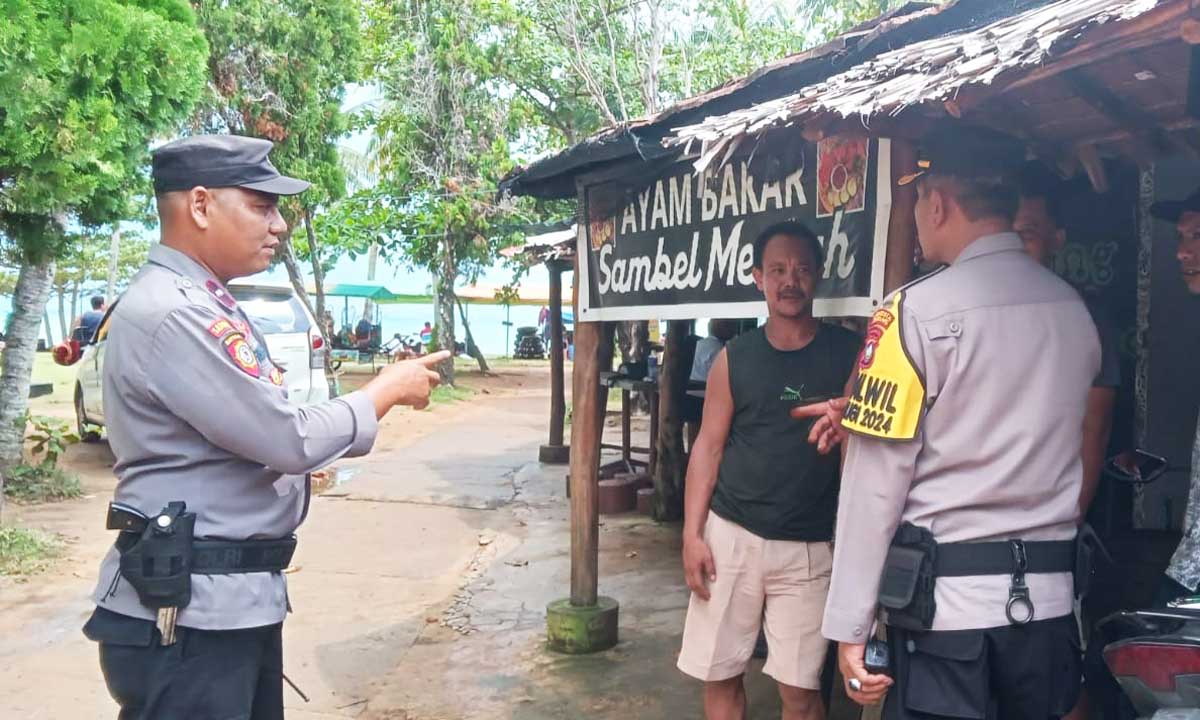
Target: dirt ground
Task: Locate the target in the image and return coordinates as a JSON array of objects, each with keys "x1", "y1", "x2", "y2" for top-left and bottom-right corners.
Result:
[{"x1": 0, "y1": 360, "x2": 789, "y2": 719}]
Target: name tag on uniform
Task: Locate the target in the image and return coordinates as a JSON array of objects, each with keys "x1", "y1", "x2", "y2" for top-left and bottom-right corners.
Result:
[{"x1": 842, "y1": 291, "x2": 925, "y2": 441}]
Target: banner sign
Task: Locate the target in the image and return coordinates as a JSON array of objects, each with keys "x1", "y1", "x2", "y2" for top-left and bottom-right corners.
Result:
[{"x1": 577, "y1": 136, "x2": 892, "y2": 321}]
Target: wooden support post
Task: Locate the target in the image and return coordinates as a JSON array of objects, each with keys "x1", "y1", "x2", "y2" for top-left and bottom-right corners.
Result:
[
  {"x1": 884, "y1": 139, "x2": 919, "y2": 294},
  {"x1": 539, "y1": 258, "x2": 571, "y2": 464},
  {"x1": 651, "y1": 319, "x2": 689, "y2": 521},
  {"x1": 567, "y1": 318, "x2": 603, "y2": 607},
  {"x1": 546, "y1": 316, "x2": 619, "y2": 654}
]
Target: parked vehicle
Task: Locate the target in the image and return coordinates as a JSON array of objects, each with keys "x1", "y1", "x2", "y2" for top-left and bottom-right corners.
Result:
[
  {"x1": 1101, "y1": 605, "x2": 1200, "y2": 719},
  {"x1": 75, "y1": 280, "x2": 329, "y2": 441},
  {"x1": 513, "y1": 325, "x2": 545, "y2": 359},
  {"x1": 1098, "y1": 450, "x2": 1200, "y2": 719}
]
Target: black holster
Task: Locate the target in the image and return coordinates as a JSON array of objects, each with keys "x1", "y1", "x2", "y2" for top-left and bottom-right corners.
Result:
[
  {"x1": 1074, "y1": 523, "x2": 1109, "y2": 599},
  {"x1": 116, "y1": 501, "x2": 195, "y2": 611},
  {"x1": 878, "y1": 522, "x2": 938, "y2": 630}
]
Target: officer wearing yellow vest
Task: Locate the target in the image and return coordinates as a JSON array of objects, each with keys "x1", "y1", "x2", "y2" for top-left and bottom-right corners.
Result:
[{"x1": 796, "y1": 126, "x2": 1100, "y2": 717}]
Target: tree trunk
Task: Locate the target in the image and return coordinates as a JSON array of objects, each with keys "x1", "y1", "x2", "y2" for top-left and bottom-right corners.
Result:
[
  {"x1": 303, "y1": 211, "x2": 327, "y2": 330},
  {"x1": 55, "y1": 283, "x2": 67, "y2": 341},
  {"x1": 435, "y1": 233, "x2": 456, "y2": 384},
  {"x1": 42, "y1": 307, "x2": 52, "y2": 347},
  {"x1": 107, "y1": 226, "x2": 121, "y2": 303},
  {"x1": 454, "y1": 298, "x2": 489, "y2": 373},
  {"x1": 362, "y1": 242, "x2": 379, "y2": 322},
  {"x1": 277, "y1": 233, "x2": 319, "y2": 327},
  {"x1": 301, "y1": 210, "x2": 336, "y2": 383},
  {"x1": 0, "y1": 260, "x2": 55, "y2": 520},
  {"x1": 69, "y1": 281, "x2": 79, "y2": 332}
]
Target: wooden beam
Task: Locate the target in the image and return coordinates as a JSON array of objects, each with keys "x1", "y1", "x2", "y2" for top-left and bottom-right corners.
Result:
[
  {"x1": 801, "y1": 114, "x2": 837, "y2": 143},
  {"x1": 1063, "y1": 69, "x2": 1173, "y2": 156},
  {"x1": 1076, "y1": 144, "x2": 1110, "y2": 193},
  {"x1": 969, "y1": 97, "x2": 1067, "y2": 172},
  {"x1": 1070, "y1": 116, "x2": 1200, "y2": 148},
  {"x1": 1181, "y1": 18, "x2": 1200, "y2": 45}
]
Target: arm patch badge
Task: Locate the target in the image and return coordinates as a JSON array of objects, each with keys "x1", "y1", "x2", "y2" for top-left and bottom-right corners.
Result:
[
  {"x1": 841, "y1": 290, "x2": 925, "y2": 441},
  {"x1": 269, "y1": 367, "x2": 285, "y2": 386},
  {"x1": 222, "y1": 332, "x2": 261, "y2": 378},
  {"x1": 207, "y1": 319, "x2": 235, "y2": 338}
]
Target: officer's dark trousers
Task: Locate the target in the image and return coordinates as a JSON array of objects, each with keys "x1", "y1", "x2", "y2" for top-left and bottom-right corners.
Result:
[
  {"x1": 882, "y1": 614, "x2": 1081, "y2": 720},
  {"x1": 84, "y1": 607, "x2": 284, "y2": 720}
]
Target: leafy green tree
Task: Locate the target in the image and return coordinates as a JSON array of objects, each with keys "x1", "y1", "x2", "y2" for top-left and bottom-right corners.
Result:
[
  {"x1": 51, "y1": 230, "x2": 150, "y2": 339},
  {"x1": 0, "y1": 0, "x2": 207, "y2": 516},
  {"x1": 364, "y1": 0, "x2": 535, "y2": 381},
  {"x1": 191, "y1": 0, "x2": 362, "y2": 335},
  {"x1": 803, "y1": 0, "x2": 909, "y2": 39}
]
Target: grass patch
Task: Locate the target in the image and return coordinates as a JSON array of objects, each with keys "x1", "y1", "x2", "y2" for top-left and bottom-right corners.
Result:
[
  {"x1": 4, "y1": 464, "x2": 83, "y2": 503},
  {"x1": 0, "y1": 526, "x2": 62, "y2": 576},
  {"x1": 30, "y1": 352, "x2": 80, "y2": 405},
  {"x1": 430, "y1": 383, "x2": 477, "y2": 404}
]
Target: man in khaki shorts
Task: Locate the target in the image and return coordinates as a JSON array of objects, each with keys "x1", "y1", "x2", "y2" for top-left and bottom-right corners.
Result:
[{"x1": 678, "y1": 222, "x2": 861, "y2": 719}]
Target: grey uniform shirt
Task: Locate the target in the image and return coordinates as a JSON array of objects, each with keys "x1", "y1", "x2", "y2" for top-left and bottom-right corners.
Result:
[
  {"x1": 822, "y1": 233, "x2": 1100, "y2": 641},
  {"x1": 91, "y1": 244, "x2": 378, "y2": 630}
]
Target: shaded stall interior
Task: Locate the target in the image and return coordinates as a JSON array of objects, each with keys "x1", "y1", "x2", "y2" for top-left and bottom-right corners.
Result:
[{"x1": 502, "y1": 0, "x2": 1200, "y2": 715}]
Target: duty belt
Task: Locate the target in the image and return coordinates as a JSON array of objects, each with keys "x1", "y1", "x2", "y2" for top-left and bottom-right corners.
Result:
[
  {"x1": 935, "y1": 538, "x2": 1076, "y2": 625},
  {"x1": 108, "y1": 502, "x2": 296, "y2": 574}
]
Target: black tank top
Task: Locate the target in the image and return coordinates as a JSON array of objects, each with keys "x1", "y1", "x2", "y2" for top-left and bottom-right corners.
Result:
[{"x1": 710, "y1": 323, "x2": 862, "y2": 541}]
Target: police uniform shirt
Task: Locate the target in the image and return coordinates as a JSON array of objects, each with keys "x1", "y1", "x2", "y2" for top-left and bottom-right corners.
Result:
[
  {"x1": 822, "y1": 232, "x2": 1100, "y2": 641},
  {"x1": 91, "y1": 244, "x2": 379, "y2": 630}
]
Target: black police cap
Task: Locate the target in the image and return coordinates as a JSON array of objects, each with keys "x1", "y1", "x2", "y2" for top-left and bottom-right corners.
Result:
[
  {"x1": 151, "y1": 135, "x2": 310, "y2": 196},
  {"x1": 1150, "y1": 187, "x2": 1200, "y2": 224},
  {"x1": 898, "y1": 125, "x2": 1025, "y2": 186}
]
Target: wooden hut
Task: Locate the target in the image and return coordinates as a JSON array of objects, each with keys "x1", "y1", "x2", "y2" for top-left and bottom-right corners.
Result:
[{"x1": 502, "y1": 4, "x2": 1199, "y2": 716}]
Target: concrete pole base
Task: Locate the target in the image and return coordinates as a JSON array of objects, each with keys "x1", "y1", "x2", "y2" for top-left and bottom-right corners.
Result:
[
  {"x1": 546, "y1": 596, "x2": 619, "y2": 654},
  {"x1": 538, "y1": 444, "x2": 571, "y2": 464}
]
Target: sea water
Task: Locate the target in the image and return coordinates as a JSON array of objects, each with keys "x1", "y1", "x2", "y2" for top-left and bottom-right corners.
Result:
[{"x1": 1, "y1": 293, "x2": 548, "y2": 358}]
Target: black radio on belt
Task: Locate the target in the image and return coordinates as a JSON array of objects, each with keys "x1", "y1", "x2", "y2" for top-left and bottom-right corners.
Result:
[{"x1": 864, "y1": 638, "x2": 891, "y2": 676}]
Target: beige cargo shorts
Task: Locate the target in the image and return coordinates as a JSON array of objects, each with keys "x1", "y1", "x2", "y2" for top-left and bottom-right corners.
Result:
[{"x1": 677, "y1": 512, "x2": 832, "y2": 689}]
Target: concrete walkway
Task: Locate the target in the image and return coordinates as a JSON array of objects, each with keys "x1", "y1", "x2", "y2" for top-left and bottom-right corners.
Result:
[{"x1": 0, "y1": 370, "x2": 787, "y2": 719}]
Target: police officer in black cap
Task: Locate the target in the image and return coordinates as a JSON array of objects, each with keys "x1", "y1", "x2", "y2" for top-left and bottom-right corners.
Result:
[
  {"x1": 796, "y1": 125, "x2": 1099, "y2": 717},
  {"x1": 83, "y1": 135, "x2": 449, "y2": 719}
]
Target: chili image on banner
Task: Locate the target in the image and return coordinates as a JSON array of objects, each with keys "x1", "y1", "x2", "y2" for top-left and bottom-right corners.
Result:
[{"x1": 576, "y1": 135, "x2": 892, "y2": 322}]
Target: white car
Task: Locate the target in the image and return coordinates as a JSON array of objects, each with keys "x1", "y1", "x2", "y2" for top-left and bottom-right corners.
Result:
[{"x1": 75, "y1": 280, "x2": 330, "y2": 441}]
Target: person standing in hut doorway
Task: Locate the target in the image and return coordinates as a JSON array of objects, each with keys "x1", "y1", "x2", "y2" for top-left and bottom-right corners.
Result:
[
  {"x1": 1016, "y1": 167, "x2": 1120, "y2": 518},
  {"x1": 1150, "y1": 187, "x2": 1200, "y2": 605},
  {"x1": 1015, "y1": 166, "x2": 1122, "y2": 720},
  {"x1": 677, "y1": 221, "x2": 861, "y2": 720}
]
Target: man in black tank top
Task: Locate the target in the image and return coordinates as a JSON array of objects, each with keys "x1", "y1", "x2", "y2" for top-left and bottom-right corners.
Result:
[{"x1": 677, "y1": 222, "x2": 861, "y2": 719}]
